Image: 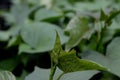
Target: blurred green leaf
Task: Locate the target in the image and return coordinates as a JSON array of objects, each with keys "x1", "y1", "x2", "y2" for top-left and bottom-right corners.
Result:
[
  {"x1": 20, "y1": 22, "x2": 68, "y2": 53},
  {"x1": 25, "y1": 67, "x2": 50, "y2": 80},
  {"x1": 82, "y1": 37, "x2": 120, "y2": 77},
  {"x1": 60, "y1": 70, "x2": 99, "y2": 80},
  {"x1": 74, "y1": 0, "x2": 112, "y2": 11},
  {"x1": 0, "y1": 31, "x2": 10, "y2": 41},
  {"x1": 65, "y1": 16, "x2": 90, "y2": 50},
  {"x1": 105, "y1": 10, "x2": 120, "y2": 26},
  {"x1": 0, "y1": 71, "x2": 16, "y2": 80},
  {"x1": 35, "y1": 8, "x2": 63, "y2": 21},
  {"x1": 11, "y1": 4, "x2": 30, "y2": 25},
  {"x1": 0, "y1": 58, "x2": 19, "y2": 71}
]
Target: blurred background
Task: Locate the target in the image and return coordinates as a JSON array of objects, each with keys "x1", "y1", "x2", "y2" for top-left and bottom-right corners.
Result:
[{"x1": 0, "y1": 0, "x2": 120, "y2": 80}]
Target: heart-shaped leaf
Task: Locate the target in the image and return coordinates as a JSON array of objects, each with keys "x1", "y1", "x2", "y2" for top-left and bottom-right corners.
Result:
[{"x1": 20, "y1": 22, "x2": 68, "y2": 53}]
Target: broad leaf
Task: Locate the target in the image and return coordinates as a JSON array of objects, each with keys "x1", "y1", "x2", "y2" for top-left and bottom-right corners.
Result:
[
  {"x1": 82, "y1": 37, "x2": 120, "y2": 77},
  {"x1": 11, "y1": 4, "x2": 30, "y2": 25},
  {"x1": 35, "y1": 9, "x2": 63, "y2": 21},
  {"x1": 74, "y1": 0, "x2": 112, "y2": 11},
  {"x1": 20, "y1": 22, "x2": 68, "y2": 53},
  {"x1": 65, "y1": 16, "x2": 91, "y2": 50},
  {"x1": 25, "y1": 67, "x2": 63, "y2": 80},
  {"x1": 60, "y1": 70, "x2": 99, "y2": 80},
  {"x1": 25, "y1": 67, "x2": 50, "y2": 80},
  {"x1": 0, "y1": 71, "x2": 16, "y2": 80}
]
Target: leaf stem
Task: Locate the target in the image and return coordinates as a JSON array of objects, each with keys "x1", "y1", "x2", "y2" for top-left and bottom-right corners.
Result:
[
  {"x1": 49, "y1": 63, "x2": 57, "y2": 80},
  {"x1": 57, "y1": 72, "x2": 65, "y2": 80}
]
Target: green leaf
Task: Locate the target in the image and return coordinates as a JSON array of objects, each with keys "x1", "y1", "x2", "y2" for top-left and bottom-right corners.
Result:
[
  {"x1": 25, "y1": 67, "x2": 63, "y2": 80},
  {"x1": 40, "y1": 0, "x2": 54, "y2": 8},
  {"x1": 35, "y1": 9, "x2": 63, "y2": 22},
  {"x1": 11, "y1": 4, "x2": 30, "y2": 25},
  {"x1": 3, "y1": 12, "x2": 15, "y2": 25},
  {"x1": 49, "y1": 33, "x2": 62, "y2": 80},
  {"x1": 0, "y1": 71, "x2": 16, "y2": 80},
  {"x1": 20, "y1": 22, "x2": 68, "y2": 53},
  {"x1": 0, "y1": 58, "x2": 19, "y2": 71},
  {"x1": 0, "y1": 31, "x2": 10, "y2": 41},
  {"x1": 105, "y1": 10, "x2": 120, "y2": 25},
  {"x1": 25, "y1": 67, "x2": 50, "y2": 80},
  {"x1": 58, "y1": 49, "x2": 106, "y2": 73},
  {"x1": 74, "y1": 0, "x2": 112, "y2": 11},
  {"x1": 82, "y1": 37, "x2": 120, "y2": 77},
  {"x1": 65, "y1": 16, "x2": 90, "y2": 50},
  {"x1": 50, "y1": 30, "x2": 106, "y2": 74},
  {"x1": 19, "y1": 43, "x2": 37, "y2": 53},
  {"x1": 60, "y1": 70, "x2": 99, "y2": 80},
  {"x1": 100, "y1": 10, "x2": 108, "y2": 21},
  {"x1": 50, "y1": 33, "x2": 62, "y2": 64}
]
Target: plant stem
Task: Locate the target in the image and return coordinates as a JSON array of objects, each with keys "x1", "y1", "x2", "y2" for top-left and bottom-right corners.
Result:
[
  {"x1": 57, "y1": 72, "x2": 65, "y2": 80},
  {"x1": 49, "y1": 63, "x2": 57, "y2": 80}
]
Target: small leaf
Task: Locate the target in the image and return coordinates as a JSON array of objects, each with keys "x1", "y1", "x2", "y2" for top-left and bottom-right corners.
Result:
[
  {"x1": 50, "y1": 33, "x2": 62, "y2": 64},
  {"x1": 0, "y1": 71, "x2": 16, "y2": 80}
]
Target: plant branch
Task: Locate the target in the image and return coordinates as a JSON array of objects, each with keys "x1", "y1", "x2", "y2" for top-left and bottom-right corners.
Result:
[
  {"x1": 57, "y1": 72, "x2": 65, "y2": 80},
  {"x1": 49, "y1": 62, "x2": 57, "y2": 80}
]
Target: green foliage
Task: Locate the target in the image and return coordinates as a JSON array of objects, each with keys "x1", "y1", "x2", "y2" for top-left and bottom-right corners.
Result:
[
  {"x1": 0, "y1": 71, "x2": 16, "y2": 80},
  {"x1": 82, "y1": 37, "x2": 120, "y2": 77},
  {"x1": 65, "y1": 16, "x2": 89, "y2": 50},
  {"x1": 35, "y1": 9, "x2": 63, "y2": 21},
  {"x1": 59, "y1": 70, "x2": 99, "y2": 80},
  {"x1": 0, "y1": 0, "x2": 120, "y2": 80}
]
